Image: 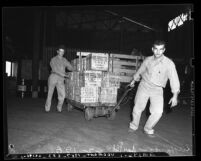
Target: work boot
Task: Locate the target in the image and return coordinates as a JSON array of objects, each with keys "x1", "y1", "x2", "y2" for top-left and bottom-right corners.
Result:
[
  {"x1": 128, "y1": 128, "x2": 137, "y2": 133},
  {"x1": 143, "y1": 128, "x2": 155, "y2": 138},
  {"x1": 45, "y1": 105, "x2": 50, "y2": 112},
  {"x1": 57, "y1": 106, "x2": 62, "y2": 112}
]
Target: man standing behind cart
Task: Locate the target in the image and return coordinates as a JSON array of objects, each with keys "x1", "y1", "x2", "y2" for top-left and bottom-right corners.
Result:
[
  {"x1": 128, "y1": 40, "x2": 180, "y2": 136},
  {"x1": 45, "y1": 45, "x2": 75, "y2": 112}
]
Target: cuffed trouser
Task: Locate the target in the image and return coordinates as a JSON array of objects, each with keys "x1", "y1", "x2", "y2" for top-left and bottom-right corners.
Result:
[
  {"x1": 129, "y1": 80, "x2": 163, "y2": 133},
  {"x1": 45, "y1": 73, "x2": 65, "y2": 112}
]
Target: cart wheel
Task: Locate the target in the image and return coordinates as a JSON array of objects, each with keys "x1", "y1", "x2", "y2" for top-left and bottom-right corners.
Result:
[
  {"x1": 85, "y1": 107, "x2": 94, "y2": 121},
  {"x1": 107, "y1": 111, "x2": 116, "y2": 120},
  {"x1": 67, "y1": 103, "x2": 73, "y2": 112}
]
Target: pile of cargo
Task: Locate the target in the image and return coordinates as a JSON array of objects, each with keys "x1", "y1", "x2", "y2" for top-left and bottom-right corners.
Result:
[{"x1": 66, "y1": 53, "x2": 120, "y2": 105}]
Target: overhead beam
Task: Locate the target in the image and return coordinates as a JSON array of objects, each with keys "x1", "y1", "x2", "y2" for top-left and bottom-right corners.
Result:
[
  {"x1": 67, "y1": 14, "x2": 118, "y2": 27},
  {"x1": 105, "y1": 10, "x2": 156, "y2": 31}
]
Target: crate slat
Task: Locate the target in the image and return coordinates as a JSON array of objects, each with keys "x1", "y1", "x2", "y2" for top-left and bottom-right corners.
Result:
[
  {"x1": 112, "y1": 68, "x2": 136, "y2": 74},
  {"x1": 110, "y1": 54, "x2": 140, "y2": 59},
  {"x1": 119, "y1": 75, "x2": 133, "y2": 83},
  {"x1": 111, "y1": 60, "x2": 137, "y2": 66}
]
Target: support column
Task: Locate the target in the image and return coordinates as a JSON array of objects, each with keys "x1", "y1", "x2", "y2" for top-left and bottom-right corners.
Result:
[
  {"x1": 3, "y1": 73, "x2": 8, "y2": 155},
  {"x1": 32, "y1": 9, "x2": 42, "y2": 98},
  {"x1": 119, "y1": 21, "x2": 124, "y2": 52},
  {"x1": 51, "y1": 11, "x2": 56, "y2": 47},
  {"x1": 17, "y1": 59, "x2": 22, "y2": 84}
]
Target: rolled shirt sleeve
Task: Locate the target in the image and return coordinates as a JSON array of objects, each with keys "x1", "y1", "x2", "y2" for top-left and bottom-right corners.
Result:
[{"x1": 168, "y1": 63, "x2": 180, "y2": 94}]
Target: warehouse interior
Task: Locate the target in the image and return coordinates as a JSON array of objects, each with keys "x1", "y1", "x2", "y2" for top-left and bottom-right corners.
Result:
[{"x1": 3, "y1": 4, "x2": 194, "y2": 157}]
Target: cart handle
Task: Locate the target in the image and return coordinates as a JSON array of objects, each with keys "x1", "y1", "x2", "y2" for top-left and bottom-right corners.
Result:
[{"x1": 108, "y1": 83, "x2": 136, "y2": 116}]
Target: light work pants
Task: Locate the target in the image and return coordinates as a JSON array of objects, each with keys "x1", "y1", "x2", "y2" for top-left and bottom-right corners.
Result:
[
  {"x1": 129, "y1": 80, "x2": 164, "y2": 133},
  {"x1": 45, "y1": 73, "x2": 66, "y2": 112}
]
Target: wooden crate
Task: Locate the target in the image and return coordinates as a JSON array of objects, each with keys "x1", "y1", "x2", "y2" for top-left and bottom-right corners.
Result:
[
  {"x1": 71, "y1": 58, "x2": 87, "y2": 72},
  {"x1": 109, "y1": 54, "x2": 142, "y2": 70},
  {"x1": 86, "y1": 53, "x2": 109, "y2": 71},
  {"x1": 68, "y1": 72, "x2": 85, "y2": 87},
  {"x1": 81, "y1": 86, "x2": 100, "y2": 103},
  {"x1": 100, "y1": 87, "x2": 118, "y2": 104},
  {"x1": 109, "y1": 54, "x2": 145, "y2": 83},
  {"x1": 84, "y1": 70, "x2": 103, "y2": 87},
  {"x1": 66, "y1": 85, "x2": 74, "y2": 100},
  {"x1": 102, "y1": 72, "x2": 120, "y2": 88},
  {"x1": 74, "y1": 86, "x2": 82, "y2": 102}
]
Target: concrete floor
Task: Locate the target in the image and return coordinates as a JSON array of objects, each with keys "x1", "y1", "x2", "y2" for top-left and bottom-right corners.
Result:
[{"x1": 6, "y1": 94, "x2": 193, "y2": 156}]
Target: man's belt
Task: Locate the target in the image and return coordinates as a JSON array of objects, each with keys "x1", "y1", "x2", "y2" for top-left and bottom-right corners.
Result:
[{"x1": 51, "y1": 72, "x2": 65, "y2": 78}]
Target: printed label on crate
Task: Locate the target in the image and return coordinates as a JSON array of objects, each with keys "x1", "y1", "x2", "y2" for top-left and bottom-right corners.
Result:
[
  {"x1": 86, "y1": 53, "x2": 109, "y2": 71},
  {"x1": 84, "y1": 71, "x2": 102, "y2": 87},
  {"x1": 81, "y1": 86, "x2": 100, "y2": 97},
  {"x1": 81, "y1": 97, "x2": 99, "y2": 103},
  {"x1": 81, "y1": 86, "x2": 100, "y2": 103}
]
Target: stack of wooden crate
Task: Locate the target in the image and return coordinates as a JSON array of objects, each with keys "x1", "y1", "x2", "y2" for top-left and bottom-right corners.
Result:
[
  {"x1": 66, "y1": 71, "x2": 103, "y2": 104},
  {"x1": 66, "y1": 53, "x2": 120, "y2": 105},
  {"x1": 65, "y1": 72, "x2": 84, "y2": 102},
  {"x1": 100, "y1": 72, "x2": 120, "y2": 105}
]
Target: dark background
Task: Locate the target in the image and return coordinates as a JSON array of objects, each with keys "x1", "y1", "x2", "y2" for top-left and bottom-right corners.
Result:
[{"x1": 3, "y1": 5, "x2": 193, "y2": 61}]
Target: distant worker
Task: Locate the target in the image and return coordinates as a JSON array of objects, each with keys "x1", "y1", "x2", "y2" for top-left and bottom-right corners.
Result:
[
  {"x1": 45, "y1": 45, "x2": 75, "y2": 112},
  {"x1": 128, "y1": 40, "x2": 180, "y2": 137}
]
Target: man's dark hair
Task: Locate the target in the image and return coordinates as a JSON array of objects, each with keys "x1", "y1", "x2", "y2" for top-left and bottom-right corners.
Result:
[
  {"x1": 153, "y1": 40, "x2": 166, "y2": 48},
  {"x1": 57, "y1": 44, "x2": 66, "y2": 51}
]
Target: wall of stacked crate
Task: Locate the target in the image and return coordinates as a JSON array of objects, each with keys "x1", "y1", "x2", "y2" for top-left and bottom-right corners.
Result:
[
  {"x1": 65, "y1": 52, "x2": 145, "y2": 105},
  {"x1": 66, "y1": 53, "x2": 121, "y2": 106}
]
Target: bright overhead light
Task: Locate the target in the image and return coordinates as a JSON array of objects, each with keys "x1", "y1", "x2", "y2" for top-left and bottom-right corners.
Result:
[{"x1": 168, "y1": 12, "x2": 189, "y2": 32}]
